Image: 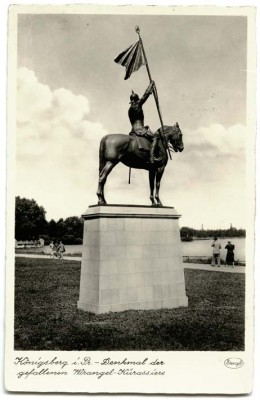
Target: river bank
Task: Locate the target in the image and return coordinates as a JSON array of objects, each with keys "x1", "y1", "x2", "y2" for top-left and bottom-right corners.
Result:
[
  {"x1": 15, "y1": 253, "x2": 246, "y2": 273},
  {"x1": 15, "y1": 237, "x2": 246, "y2": 264}
]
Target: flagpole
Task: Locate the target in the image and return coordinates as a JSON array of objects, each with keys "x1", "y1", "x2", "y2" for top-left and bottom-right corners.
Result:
[{"x1": 135, "y1": 26, "x2": 172, "y2": 160}]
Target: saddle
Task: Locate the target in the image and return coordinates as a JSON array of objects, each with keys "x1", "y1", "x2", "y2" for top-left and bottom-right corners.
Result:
[
  {"x1": 129, "y1": 126, "x2": 153, "y2": 152},
  {"x1": 133, "y1": 135, "x2": 151, "y2": 152}
]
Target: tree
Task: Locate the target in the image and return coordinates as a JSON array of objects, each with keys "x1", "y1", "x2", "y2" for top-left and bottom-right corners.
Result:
[
  {"x1": 15, "y1": 196, "x2": 48, "y2": 240},
  {"x1": 46, "y1": 216, "x2": 83, "y2": 244},
  {"x1": 56, "y1": 218, "x2": 66, "y2": 239},
  {"x1": 63, "y1": 216, "x2": 83, "y2": 238},
  {"x1": 48, "y1": 219, "x2": 58, "y2": 239},
  {"x1": 180, "y1": 227, "x2": 195, "y2": 238},
  {"x1": 61, "y1": 216, "x2": 83, "y2": 244}
]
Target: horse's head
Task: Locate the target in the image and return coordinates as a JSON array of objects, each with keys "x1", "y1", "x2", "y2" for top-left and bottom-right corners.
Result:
[{"x1": 169, "y1": 122, "x2": 184, "y2": 152}]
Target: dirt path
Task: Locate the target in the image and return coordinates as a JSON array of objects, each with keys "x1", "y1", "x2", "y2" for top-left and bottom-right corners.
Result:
[
  {"x1": 184, "y1": 263, "x2": 245, "y2": 274},
  {"x1": 16, "y1": 253, "x2": 81, "y2": 261}
]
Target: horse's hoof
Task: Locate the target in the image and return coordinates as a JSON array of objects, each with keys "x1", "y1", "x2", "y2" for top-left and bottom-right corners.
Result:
[{"x1": 98, "y1": 199, "x2": 106, "y2": 206}]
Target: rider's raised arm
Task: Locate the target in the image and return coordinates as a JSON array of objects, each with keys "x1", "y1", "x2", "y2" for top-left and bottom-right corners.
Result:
[{"x1": 139, "y1": 81, "x2": 154, "y2": 106}]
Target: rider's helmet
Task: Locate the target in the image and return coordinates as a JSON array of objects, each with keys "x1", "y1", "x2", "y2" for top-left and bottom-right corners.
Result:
[{"x1": 129, "y1": 90, "x2": 139, "y2": 103}]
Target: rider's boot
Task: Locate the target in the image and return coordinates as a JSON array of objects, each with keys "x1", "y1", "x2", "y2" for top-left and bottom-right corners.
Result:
[{"x1": 149, "y1": 137, "x2": 160, "y2": 164}]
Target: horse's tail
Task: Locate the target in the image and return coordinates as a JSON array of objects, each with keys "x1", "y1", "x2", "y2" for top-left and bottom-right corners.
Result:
[{"x1": 99, "y1": 135, "x2": 107, "y2": 175}]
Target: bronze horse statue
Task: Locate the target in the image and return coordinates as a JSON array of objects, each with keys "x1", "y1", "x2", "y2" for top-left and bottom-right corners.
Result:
[{"x1": 97, "y1": 123, "x2": 184, "y2": 206}]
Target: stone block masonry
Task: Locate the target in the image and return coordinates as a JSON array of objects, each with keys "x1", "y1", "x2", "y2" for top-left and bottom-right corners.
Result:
[{"x1": 78, "y1": 205, "x2": 188, "y2": 314}]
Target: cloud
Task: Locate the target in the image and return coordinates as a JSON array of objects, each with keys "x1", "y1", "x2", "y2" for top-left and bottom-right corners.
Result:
[
  {"x1": 174, "y1": 123, "x2": 246, "y2": 186},
  {"x1": 51, "y1": 88, "x2": 90, "y2": 124},
  {"x1": 160, "y1": 123, "x2": 246, "y2": 228},
  {"x1": 16, "y1": 68, "x2": 107, "y2": 218},
  {"x1": 16, "y1": 68, "x2": 246, "y2": 228},
  {"x1": 187, "y1": 123, "x2": 245, "y2": 156},
  {"x1": 17, "y1": 68, "x2": 53, "y2": 124}
]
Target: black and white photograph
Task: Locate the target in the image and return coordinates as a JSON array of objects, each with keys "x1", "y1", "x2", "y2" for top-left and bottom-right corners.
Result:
[{"x1": 3, "y1": 2, "x2": 257, "y2": 395}]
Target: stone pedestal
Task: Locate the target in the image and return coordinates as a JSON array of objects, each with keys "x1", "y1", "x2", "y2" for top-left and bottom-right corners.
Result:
[{"x1": 77, "y1": 205, "x2": 188, "y2": 314}]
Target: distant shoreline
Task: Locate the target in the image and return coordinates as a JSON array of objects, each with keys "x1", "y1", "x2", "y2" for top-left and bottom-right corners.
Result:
[{"x1": 182, "y1": 236, "x2": 246, "y2": 242}]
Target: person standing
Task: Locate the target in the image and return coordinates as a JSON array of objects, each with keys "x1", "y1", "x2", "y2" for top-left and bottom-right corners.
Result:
[
  {"x1": 211, "y1": 237, "x2": 222, "y2": 267},
  {"x1": 225, "y1": 241, "x2": 235, "y2": 267}
]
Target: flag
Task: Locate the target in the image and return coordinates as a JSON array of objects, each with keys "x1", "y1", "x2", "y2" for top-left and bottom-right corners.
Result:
[{"x1": 114, "y1": 40, "x2": 145, "y2": 80}]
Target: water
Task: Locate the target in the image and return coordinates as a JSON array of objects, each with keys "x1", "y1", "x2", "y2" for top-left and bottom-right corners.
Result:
[
  {"x1": 181, "y1": 237, "x2": 245, "y2": 262},
  {"x1": 44, "y1": 237, "x2": 245, "y2": 261}
]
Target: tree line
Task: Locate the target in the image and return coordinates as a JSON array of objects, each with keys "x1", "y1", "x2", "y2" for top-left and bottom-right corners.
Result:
[
  {"x1": 15, "y1": 196, "x2": 83, "y2": 245},
  {"x1": 180, "y1": 226, "x2": 246, "y2": 240},
  {"x1": 15, "y1": 196, "x2": 246, "y2": 245}
]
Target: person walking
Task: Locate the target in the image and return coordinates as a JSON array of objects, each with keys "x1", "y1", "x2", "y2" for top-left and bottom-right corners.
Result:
[
  {"x1": 49, "y1": 241, "x2": 54, "y2": 258},
  {"x1": 52, "y1": 241, "x2": 59, "y2": 258},
  {"x1": 225, "y1": 241, "x2": 235, "y2": 267},
  {"x1": 58, "y1": 241, "x2": 66, "y2": 259},
  {"x1": 211, "y1": 237, "x2": 222, "y2": 267}
]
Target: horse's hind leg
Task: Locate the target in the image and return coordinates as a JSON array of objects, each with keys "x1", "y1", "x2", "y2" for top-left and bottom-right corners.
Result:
[
  {"x1": 97, "y1": 179, "x2": 106, "y2": 205},
  {"x1": 97, "y1": 161, "x2": 118, "y2": 205}
]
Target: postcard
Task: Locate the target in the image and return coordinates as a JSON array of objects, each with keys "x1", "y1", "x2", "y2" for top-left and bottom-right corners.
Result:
[{"x1": 4, "y1": 3, "x2": 256, "y2": 394}]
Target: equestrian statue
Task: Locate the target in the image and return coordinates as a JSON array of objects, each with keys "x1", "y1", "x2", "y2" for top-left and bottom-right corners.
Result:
[{"x1": 96, "y1": 26, "x2": 184, "y2": 206}]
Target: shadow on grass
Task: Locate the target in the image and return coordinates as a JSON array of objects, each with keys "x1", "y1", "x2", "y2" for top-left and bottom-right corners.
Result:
[{"x1": 15, "y1": 258, "x2": 245, "y2": 351}]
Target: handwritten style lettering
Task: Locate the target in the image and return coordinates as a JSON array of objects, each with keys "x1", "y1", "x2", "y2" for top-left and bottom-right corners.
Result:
[
  {"x1": 14, "y1": 356, "x2": 68, "y2": 369},
  {"x1": 101, "y1": 357, "x2": 148, "y2": 366},
  {"x1": 73, "y1": 369, "x2": 115, "y2": 379},
  {"x1": 13, "y1": 355, "x2": 166, "y2": 380},
  {"x1": 17, "y1": 368, "x2": 68, "y2": 379}
]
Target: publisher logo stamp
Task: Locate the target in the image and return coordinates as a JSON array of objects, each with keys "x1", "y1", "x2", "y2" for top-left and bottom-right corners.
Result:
[{"x1": 224, "y1": 358, "x2": 244, "y2": 369}]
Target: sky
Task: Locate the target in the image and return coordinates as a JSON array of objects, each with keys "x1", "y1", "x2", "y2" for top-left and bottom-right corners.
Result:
[{"x1": 15, "y1": 9, "x2": 249, "y2": 229}]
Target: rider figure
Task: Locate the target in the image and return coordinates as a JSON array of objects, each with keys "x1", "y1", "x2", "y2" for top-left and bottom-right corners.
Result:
[{"x1": 128, "y1": 81, "x2": 160, "y2": 164}]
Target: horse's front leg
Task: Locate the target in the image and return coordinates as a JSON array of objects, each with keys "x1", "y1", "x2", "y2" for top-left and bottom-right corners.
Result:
[
  {"x1": 149, "y1": 169, "x2": 156, "y2": 206},
  {"x1": 97, "y1": 161, "x2": 117, "y2": 205},
  {"x1": 155, "y1": 166, "x2": 165, "y2": 206}
]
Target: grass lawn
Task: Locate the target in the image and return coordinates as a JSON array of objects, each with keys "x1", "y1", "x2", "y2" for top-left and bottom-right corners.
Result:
[{"x1": 14, "y1": 257, "x2": 245, "y2": 351}]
